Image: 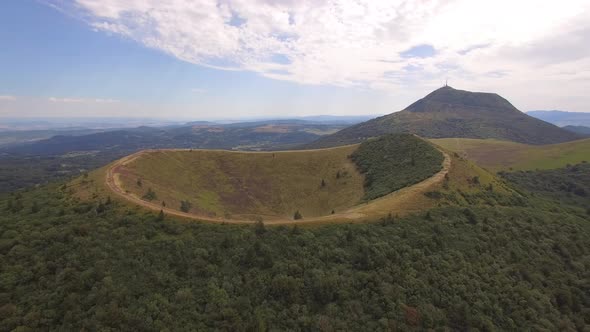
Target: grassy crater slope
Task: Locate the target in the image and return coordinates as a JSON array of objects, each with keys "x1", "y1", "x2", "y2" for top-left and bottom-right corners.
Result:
[
  {"x1": 432, "y1": 138, "x2": 590, "y2": 172},
  {"x1": 351, "y1": 134, "x2": 444, "y2": 200},
  {"x1": 111, "y1": 134, "x2": 446, "y2": 222},
  {"x1": 116, "y1": 145, "x2": 365, "y2": 220}
]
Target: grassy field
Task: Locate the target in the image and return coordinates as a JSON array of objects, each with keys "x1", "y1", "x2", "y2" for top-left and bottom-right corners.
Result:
[
  {"x1": 432, "y1": 138, "x2": 590, "y2": 172},
  {"x1": 115, "y1": 146, "x2": 365, "y2": 220}
]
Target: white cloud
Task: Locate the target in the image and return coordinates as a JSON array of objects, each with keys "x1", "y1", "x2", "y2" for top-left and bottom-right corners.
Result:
[
  {"x1": 0, "y1": 95, "x2": 16, "y2": 101},
  {"x1": 48, "y1": 0, "x2": 590, "y2": 111},
  {"x1": 48, "y1": 97, "x2": 120, "y2": 103}
]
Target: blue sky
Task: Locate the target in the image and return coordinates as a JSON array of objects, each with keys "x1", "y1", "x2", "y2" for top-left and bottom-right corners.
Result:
[{"x1": 0, "y1": 1, "x2": 589, "y2": 119}]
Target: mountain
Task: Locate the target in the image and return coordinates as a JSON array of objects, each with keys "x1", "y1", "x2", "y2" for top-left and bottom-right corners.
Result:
[
  {"x1": 563, "y1": 125, "x2": 590, "y2": 136},
  {"x1": 307, "y1": 86, "x2": 581, "y2": 148},
  {"x1": 527, "y1": 110, "x2": 590, "y2": 127}
]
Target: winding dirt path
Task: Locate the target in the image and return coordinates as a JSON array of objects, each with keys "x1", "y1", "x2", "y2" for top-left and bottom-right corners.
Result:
[{"x1": 105, "y1": 148, "x2": 451, "y2": 225}]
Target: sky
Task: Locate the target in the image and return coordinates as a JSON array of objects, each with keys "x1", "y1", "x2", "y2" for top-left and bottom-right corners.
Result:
[{"x1": 0, "y1": 0, "x2": 589, "y2": 120}]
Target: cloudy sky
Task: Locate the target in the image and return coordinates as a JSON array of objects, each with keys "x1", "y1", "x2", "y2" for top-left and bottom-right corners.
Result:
[{"x1": 1, "y1": 0, "x2": 589, "y2": 119}]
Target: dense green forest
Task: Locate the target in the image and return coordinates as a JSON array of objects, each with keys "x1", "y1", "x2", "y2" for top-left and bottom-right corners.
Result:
[
  {"x1": 500, "y1": 162, "x2": 590, "y2": 208},
  {"x1": 1, "y1": 164, "x2": 589, "y2": 330},
  {"x1": 351, "y1": 134, "x2": 444, "y2": 200},
  {"x1": 0, "y1": 153, "x2": 118, "y2": 194}
]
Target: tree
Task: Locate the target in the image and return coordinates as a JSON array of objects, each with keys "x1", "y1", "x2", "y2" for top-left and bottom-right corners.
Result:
[
  {"x1": 136, "y1": 178, "x2": 142, "y2": 187},
  {"x1": 463, "y1": 208, "x2": 477, "y2": 224},
  {"x1": 157, "y1": 209, "x2": 165, "y2": 221},
  {"x1": 142, "y1": 188, "x2": 157, "y2": 201},
  {"x1": 180, "y1": 200, "x2": 192, "y2": 213},
  {"x1": 321, "y1": 179, "x2": 326, "y2": 188},
  {"x1": 30, "y1": 201, "x2": 40, "y2": 214},
  {"x1": 254, "y1": 220, "x2": 266, "y2": 236},
  {"x1": 5, "y1": 200, "x2": 13, "y2": 212},
  {"x1": 293, "y1": 210, "x2": 302, "y2": 220},
  {"x1": 96, "y1": 202, "x2": 106, "y2": 214},
  {"x1": 380, "y1": 213, "x2": 394, "y2": 225}
]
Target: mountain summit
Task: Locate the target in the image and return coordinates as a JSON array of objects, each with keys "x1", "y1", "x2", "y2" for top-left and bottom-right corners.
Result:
[
  {"x1": 307, "y1": 86, "x2": 580, "y2": 147},
  {"x1": 406, "y1": 86, "x2": 516, "y2": 113}
]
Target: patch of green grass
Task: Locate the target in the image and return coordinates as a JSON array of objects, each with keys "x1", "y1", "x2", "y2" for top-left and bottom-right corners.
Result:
[
  {"x1": 351, "y1": 134, "x2": 444, "y2": 200},
  {"x1": 432, "y1": 138, "x2": 590, "y2": 172}
]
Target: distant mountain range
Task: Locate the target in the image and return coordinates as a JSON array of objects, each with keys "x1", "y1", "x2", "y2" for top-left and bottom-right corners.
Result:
[
  {"x1": 307, "y1": 86, "x2": 581, "y2": 148},
  {"x1": 527, "y1": 110, "x2": 590, "y2": 127},
  {"x1": 0, "y1": 119, "x2": 351, "y2": 157}
]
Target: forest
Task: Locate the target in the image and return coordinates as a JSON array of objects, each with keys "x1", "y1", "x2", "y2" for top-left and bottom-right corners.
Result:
[
  {"x1": 350, "y1": 134, "x2": 444, "y2": 200},
  {"x1": 0, "y1": 164, "x2": 589, "y2": 331}
]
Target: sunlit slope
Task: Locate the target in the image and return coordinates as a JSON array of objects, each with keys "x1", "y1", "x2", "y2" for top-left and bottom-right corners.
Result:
[
  {"x1": 116, "y1": 145, "x2": 365, "y2": 220},
  {"x1": 432, "y1": 138, "x2": 590, "y2": 172},
  {"x1": 97, "y1": 134, "x2": 452, "y2": 223}
]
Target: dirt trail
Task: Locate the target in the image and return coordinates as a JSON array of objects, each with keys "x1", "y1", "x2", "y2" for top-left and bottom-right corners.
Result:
[{"x1": 105, "y1": 148, "x2": 451, "y2": 225}]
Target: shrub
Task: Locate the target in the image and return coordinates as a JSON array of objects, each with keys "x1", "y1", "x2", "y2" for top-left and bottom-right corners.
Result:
[
  {"x1": 463, "y1": 208, "x2": 477, "y2": 224},
  {"x1": 254, "y1": 220, "x2": 266, "y2": 236},
  {"x1": 142, "y1": 188, "x2": 157, "y2": 201},
  {"x1": 293, "y1": 210, "x2": 303, "y2": 220},
  {"x1": 180, "y1": 200, "x2": 192, "y2": 213},
  {"x1": 424, "y1": 191, "x2": 443, "y2": 199}
]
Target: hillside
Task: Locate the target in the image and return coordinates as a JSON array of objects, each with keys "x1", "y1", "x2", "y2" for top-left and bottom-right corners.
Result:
[
  {"x1": 97, "y1": 134, "x2": 446, "y2": 223},
  {"x1": 432, "y1": 138, "x2": 590, "y2": 172},
  {"x1": 112, "y1": 145, "x2": 365, "y2": 220},
  {"x1": 307, "y1": 86, "x2": 580, "y2": 148},
  {"x1": 563, "y1": 125, "x2": 590, "y2": 136}
]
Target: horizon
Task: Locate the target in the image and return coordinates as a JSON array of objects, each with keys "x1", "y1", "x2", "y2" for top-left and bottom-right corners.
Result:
[{"x1": 1, "y1": 1, "x2": 589, "y2": 119}]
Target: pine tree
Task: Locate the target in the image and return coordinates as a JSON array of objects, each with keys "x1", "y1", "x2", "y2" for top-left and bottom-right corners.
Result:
[
  {"x1": 31, "y1": 201, "x2": 40, "y2": 214},
  {"x1": 254, "y1": 220, "x2": 266, "y2": 236}
]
